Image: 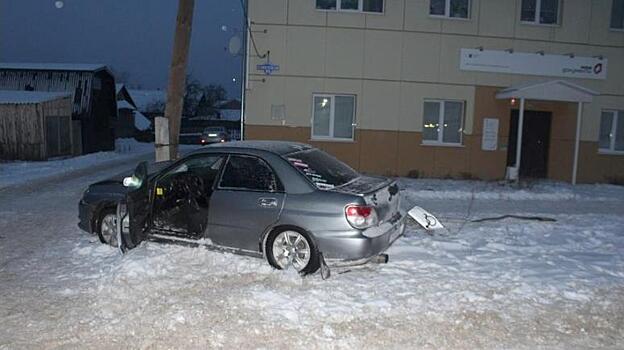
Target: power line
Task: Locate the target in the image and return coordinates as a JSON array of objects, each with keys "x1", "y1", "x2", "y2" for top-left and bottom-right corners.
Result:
[{"x1": 239, "y1": 0, "x2": 267, "y2": 59}]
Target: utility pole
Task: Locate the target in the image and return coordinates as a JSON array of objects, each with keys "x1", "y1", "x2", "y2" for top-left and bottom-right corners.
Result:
[{"x1": 156, "y1": 0, "x2": 195, "y2": 161}]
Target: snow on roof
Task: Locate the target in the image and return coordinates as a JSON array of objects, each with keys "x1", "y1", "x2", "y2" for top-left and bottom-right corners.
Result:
[
  {"x1": 117, "y1": 100, "x2": 135, "y2": 110},
  {"x1": 0, "y1": 62, "x2": 108, "y2": 72},
  {"x1": 0, "y1": 90, "x2": 71, "y2": 104},
  {"x1": 218, "y1": 109, "x2": 241, "y2": 121},
  {"x1": 127, "y1": 89, "x2": 166, "y2": 112},
  {"x1": 115, "y1": 83, "x2": 124, "y2": 94},
  {"x1": 133, "y1": 110, "x2": 151, "y2": 131}
]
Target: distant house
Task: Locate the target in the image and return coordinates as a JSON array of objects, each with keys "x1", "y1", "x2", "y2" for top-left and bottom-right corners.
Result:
[
  {"x1": 216, "y1": 99, "x2": 241, "y2": 121},
  {"x1": 114, "y1": 84, "x2": 150, "y2": 138},
  {"x1": 115, "y1": 83, "x2": 137, "y2": 109},
  {"x1": 0, "y1": 63, "x2": 116, "y2": 154},
  {"x1": 127, "y1": 89, "x2": 166, "y2": 120},
  {"x1": 0, "y1": 91, "x2": 75, "y2": 160}
]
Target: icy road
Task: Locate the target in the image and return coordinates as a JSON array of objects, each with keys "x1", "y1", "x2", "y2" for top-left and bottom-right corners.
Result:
[{"x1": 1, "y1": 158, "x2": 623, "y2": 349}]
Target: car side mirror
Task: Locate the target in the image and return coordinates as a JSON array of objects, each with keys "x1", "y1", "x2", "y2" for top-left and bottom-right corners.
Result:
[{"x1": 123, "y1": 161, "x2": 148, "y2": 188}]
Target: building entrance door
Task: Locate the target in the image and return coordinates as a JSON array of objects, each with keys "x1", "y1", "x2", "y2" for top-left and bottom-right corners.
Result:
[{"x1": 507, "y1": 110, "x2": 552, "y2": 179}]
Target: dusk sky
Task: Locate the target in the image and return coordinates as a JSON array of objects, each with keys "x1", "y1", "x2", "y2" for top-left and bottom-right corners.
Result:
[{"x1": 1, "y1": 0, "x2": 244, "y2": 97}]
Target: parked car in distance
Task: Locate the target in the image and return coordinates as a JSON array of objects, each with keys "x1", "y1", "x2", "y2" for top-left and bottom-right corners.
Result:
[
  {"x1": 200, "y1": 126, "x2": 229, "y2": 145},
  {"x1": 78, "y1": 141, "x2": 406, "y2": 274}
]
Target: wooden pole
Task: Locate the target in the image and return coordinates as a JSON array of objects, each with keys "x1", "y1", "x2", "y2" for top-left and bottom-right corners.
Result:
[
  {"x1": 572, "y1": 102, "x2": 583, "y2": 185},
  {"x1": 157, "y1": 0, "x2": 195, "y2": 161}
]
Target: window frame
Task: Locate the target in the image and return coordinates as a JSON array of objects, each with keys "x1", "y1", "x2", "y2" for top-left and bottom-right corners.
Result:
[
  {"x1": 599, "y1": 109, "x2": 624, "y2": 155},
  {"x1": 311, "y1": 93, "x2": 356, "y2": 142},
  {"x1": 216, "y1": 154, "x2": 284, "y2": 193},
  {"x1": 421, "y1": 99, "x2": 465, "y2": 147},
  {"x1": 428, "y1": 0, "x2": 472, "y2": 20},
  {"x1": 520, "y1": 0, "x2": 561, "y2": 26},
  {"x1": 315, "y1": 0, "x2": 385, "y2": 14},
  {"x1": 610, "y1": 0, "x2": 624, "y2": 31}
]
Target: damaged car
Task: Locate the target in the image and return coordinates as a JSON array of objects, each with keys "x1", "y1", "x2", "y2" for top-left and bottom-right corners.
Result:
[{"x1": 78, "y1": 141, "x2": 408, "y2": 275}]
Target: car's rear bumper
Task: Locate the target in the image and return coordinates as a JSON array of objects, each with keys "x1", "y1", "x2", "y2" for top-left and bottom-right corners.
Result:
[{"x1": 316, "y1": 213, "x2": 407, "y2": 266}]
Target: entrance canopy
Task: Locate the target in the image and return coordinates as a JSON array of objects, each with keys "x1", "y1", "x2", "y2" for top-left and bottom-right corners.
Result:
[
  {"x1": 496, "y1": 80, "x2": 598, "y2": 185},
  {"x1": 496, "y1": 80, "x2": 597, "y2": 103}
]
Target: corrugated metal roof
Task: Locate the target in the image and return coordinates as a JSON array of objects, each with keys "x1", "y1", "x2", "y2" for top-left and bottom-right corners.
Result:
[
  {"x1": 0, "y1": 62, "x2": 107, "y2": 72},
  {"x1": 0, "y1": 90, "x2": 70, "y2": 104}
]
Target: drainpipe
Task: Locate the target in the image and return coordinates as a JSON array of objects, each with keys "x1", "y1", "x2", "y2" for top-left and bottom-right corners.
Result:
[
  {"x1": 572, "y1": 102, "x2": 583, "y2": 185},
  {"x1": 514, "y1": 98, "x2": 526, "y2": 183}
]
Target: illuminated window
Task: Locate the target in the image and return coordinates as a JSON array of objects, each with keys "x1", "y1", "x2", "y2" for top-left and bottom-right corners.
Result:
[
  {"x1": 430, "y1": 0, "x2": 470, "y2": 19},
  {"x1": 422, "y1": 100, "x2": 464, "y2": 145},
  {"x1": 316, "y1": 0, "x2": 384, "y2": 13},
  {"x1": 521, "y1": 0, "x2": 560, "y2": 25},
  {"x1": 312, "y1": 94, "x2": 355, "y2": 140},
  {"x1": 599, "y1": 110, "x2": 624, "y2": 153}
]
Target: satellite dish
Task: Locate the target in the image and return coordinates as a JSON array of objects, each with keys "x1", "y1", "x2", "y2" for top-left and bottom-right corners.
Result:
[
  {"x1": 228, "y1": 36, "x2": 242, "y2": 56},
  {"x1": 55, "y1": 1, "x2": 64, "y2": 9}
]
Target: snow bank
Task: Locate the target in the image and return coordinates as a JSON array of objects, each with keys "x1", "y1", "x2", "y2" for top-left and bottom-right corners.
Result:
[{"x1": 0, "y1": 140, "x2": 153, "y2": 189}]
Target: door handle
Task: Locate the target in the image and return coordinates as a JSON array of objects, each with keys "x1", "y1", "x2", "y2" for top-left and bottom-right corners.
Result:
[{"x1": 258, "y1": 197, "x2": 278, "y2": 208}]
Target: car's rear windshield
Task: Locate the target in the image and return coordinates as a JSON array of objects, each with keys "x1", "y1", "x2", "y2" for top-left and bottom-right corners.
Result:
[
  {"x1": 204, "y1": 127, "x2": 225, "y2": 133},
  {"x1": 286, "y1": 149, "x2": 359, "y2": 190}
]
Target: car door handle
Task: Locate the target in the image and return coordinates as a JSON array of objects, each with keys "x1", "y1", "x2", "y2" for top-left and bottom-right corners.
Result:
[{"x1": 258, "y1": 197, "x2": 278, "y2": 208}]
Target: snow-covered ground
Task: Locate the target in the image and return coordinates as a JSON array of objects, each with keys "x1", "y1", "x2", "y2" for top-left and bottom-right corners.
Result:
[
  {"x1": 0, "y1": 139, "x2": 153, "y2": 189},
  {"x1": 0, "y1": 164, "x2": 623, "y2": 348}
]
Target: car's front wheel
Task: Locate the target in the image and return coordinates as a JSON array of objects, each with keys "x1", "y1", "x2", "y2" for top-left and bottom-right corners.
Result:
[
  {"x1": 266, "y1": 229, "x2": 319, "y2": 275},
  {"x1": 98, "y1": 210, "x2": 119, "y2": 247}
]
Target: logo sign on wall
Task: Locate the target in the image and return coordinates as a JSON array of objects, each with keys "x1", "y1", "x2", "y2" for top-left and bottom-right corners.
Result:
[{"x1": 460, "y1": 49, "x2": 607, "y2": 80}]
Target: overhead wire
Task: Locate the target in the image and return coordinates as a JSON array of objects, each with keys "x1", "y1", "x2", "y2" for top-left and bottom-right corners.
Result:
[{"x1": 239, "y1": 0, "x2": 268, "y2": 59}]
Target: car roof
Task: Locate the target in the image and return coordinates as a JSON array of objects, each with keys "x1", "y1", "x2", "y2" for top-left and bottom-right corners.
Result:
[{"x1": 191, "y1": 140, "x2": 314, "y2": 156}]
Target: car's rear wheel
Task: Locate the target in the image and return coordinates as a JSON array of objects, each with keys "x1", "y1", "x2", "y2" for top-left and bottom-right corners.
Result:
[
  {"x1": 266, "y1": 229, "x2": 319, "y2": 275},
  {"x1": 98, "y1": 210, "x2": 119, "y2": 247}
]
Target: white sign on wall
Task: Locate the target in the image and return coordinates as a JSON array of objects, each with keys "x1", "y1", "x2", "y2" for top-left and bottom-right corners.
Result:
[
  {"x1": 481, "y1": 118, "x2": 499, "y2": 151},
  {"x1": 460, "y1": 49, "x2": 607, "y2": 80}
]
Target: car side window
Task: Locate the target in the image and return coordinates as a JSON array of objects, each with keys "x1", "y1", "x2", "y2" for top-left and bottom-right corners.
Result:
[
  {"x1": 159, "y1": 155, "x2": 224, "y2": 185},
  {"x1": 219, "y1": 155, "x2": 280, "y2": 192}
]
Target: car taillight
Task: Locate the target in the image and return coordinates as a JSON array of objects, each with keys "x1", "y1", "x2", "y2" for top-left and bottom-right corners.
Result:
[{"x1": 345, "y1": 204, "x2": 378, "y2": 229}]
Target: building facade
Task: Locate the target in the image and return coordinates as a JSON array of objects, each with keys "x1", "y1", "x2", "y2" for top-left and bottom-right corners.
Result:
[{"x1": 244, "y1": 0, "x2": 624, "y2": 183}]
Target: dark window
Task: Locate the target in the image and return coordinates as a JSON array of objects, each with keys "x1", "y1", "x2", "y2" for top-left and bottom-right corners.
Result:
[
  {"x1": 316, "y1": 0, "x2": 337, "y2": 10},
  {"x1": 612, "y1": 0, "x2": 624, "y2": 29},
  {"x1": 430, "y1": 0, "x2": 446, "y2": 15},
  {"x1": 219, "y1": 156, "x2": 279, "y2": 192},
  {"x1": 430, "y1": 0, "x2": 470, "y2": 18},
  {"x1": 521, "y1": 0, "x2": 537, "y2": 21},
  {"x1": 363, "y1": 0, "x2": 383, "y2": 12},
  {"x1": 160, "y1": 155, "x2": 224, "y2": 186},
  {"x1": 286, "y1": 149, "x2": 359, "y2": 190},
  {"x1": 521, "y1": 0, "x2": 559, "y2": 24}
]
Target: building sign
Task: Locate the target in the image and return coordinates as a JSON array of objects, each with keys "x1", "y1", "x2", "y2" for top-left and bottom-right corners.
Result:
[
  {"x1": 481, "y1": 118, "x2": 499, "y2": 151},
  {"x1": 256, "y1": 61, "x2": 280, "y2": 75},
  {"x1": 460, "y1": 49, "x2": 607, "y2": 80}
]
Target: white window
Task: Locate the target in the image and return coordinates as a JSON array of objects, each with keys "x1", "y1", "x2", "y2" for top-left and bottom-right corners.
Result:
[
  {"x1": 520, "y1": 0, "x2": 560, "y2": 25},
  {"x1": 316, "y1": 0, "x2": 384, "y2": 13},
  {"x1": 422, "y1": 100, "x2": 464, "y2": 145},
  {"x1": 429, "y1": 0, "x2": 470, "y2": 19},
  {"x1": 612, "y1": 0, "x2": 624, "y2": 30},
  {"x1": 599, "y1": 110, "x2": 624, "y2": 153},
  {"x1": 312, "y1": 94, "x2": 356, "y2": 140}
]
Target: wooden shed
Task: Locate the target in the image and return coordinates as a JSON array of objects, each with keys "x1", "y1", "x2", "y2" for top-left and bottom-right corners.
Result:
[
  {"x1": 0, "y1": 91, "x2": 75, "y2": 160},
  {"x1": 0, "y1": 63, "x2": 116, "y2": 154}
]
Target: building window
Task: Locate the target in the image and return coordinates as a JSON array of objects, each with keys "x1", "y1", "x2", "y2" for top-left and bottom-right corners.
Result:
[
  {"x1": 599, "y1": 110, "x2": 624, "y2": 153},
  {"x1": 312, "y1": 94, "x2": 355, "y2": 140},
  {"x1": 520, "y1": 0, "x2": 560, "y2": 25},
  {"x1": 422, "y1": 100, "x2": 464, "y2": 145},
  {"x1": 429, "y1": 0, "x2": 470, "y2": 19},
  {"x1": 612, "y1": 0, "x2": 624, "y2": 30},
  {"x1": 316, "y1": 0, "x2": 384, "y2": 13}
]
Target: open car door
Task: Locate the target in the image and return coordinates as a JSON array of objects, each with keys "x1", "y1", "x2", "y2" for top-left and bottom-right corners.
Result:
[{"x1": 117, "y1": 161, "x2": 151, "y2": 253}]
